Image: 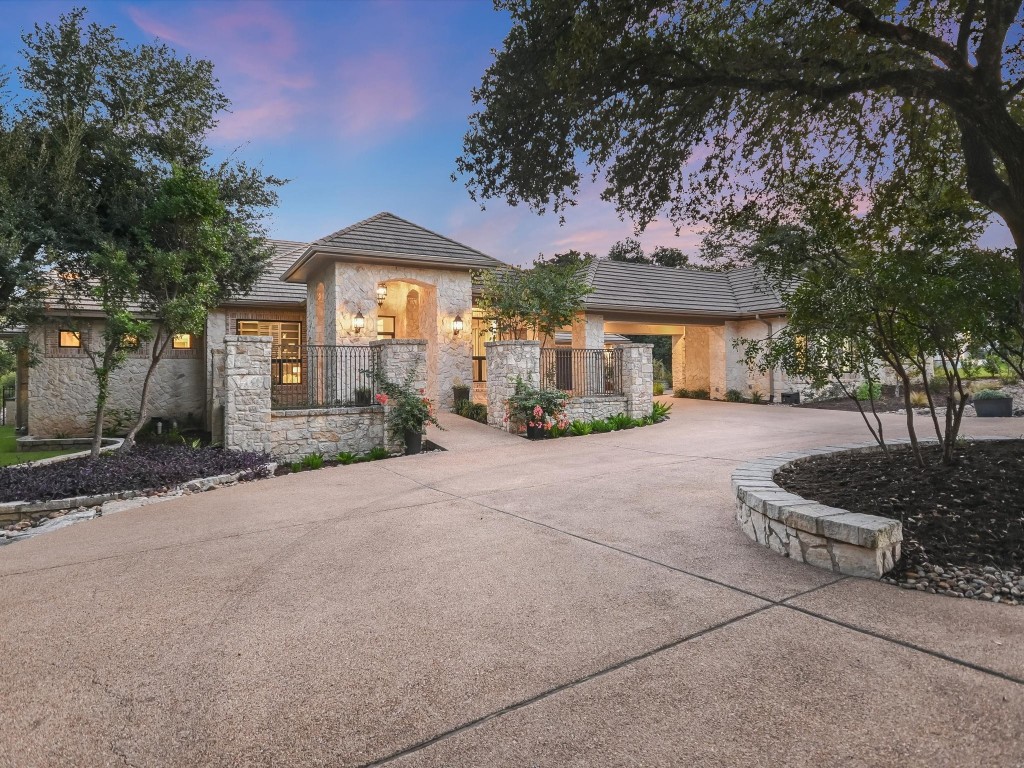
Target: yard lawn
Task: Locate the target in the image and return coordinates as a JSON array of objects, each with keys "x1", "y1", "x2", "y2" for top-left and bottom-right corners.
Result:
[{"x1": 0, "y1": 426, "x2": 78, "y2": 466}]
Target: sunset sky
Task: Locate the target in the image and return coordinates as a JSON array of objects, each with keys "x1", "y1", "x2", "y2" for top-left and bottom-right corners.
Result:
[{"x1": 0, "y1": 1, "x2": 1012, "y2": 263}]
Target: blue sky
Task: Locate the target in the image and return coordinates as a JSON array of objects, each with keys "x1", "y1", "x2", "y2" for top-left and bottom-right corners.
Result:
[{"x1": 0, "y1": 1, "x2": 1013, "y2": 263}]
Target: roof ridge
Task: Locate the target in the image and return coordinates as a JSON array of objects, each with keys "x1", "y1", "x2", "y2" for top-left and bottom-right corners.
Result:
[
  {"x1": 371, "y1": 211, "x2": 494, "y2": 260},
  {"x1": 311, "y1": 211, "x2": 392, "y2": 246}
]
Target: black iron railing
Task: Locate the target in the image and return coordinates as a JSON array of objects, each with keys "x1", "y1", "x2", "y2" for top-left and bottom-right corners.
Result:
[
  {"x1": 1, "y1": 385, "x2": 12, "y2": 426},
  {"x1": 540, "y1": 348, "x2": 623, "y2": 397},
  {"x1": 271, "y1": 344, "x2": 381, "y2": 409}
]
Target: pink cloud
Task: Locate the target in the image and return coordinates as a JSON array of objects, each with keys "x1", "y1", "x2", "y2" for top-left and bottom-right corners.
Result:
[
  {"x1": 125, "y1": 2, "x2": 430, "y2": 145},
  {"x1": 331, "y1": 53, "x2": 423, "y2": 140}
]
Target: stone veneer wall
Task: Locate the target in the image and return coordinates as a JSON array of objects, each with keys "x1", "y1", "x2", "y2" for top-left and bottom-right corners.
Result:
[
  {"x1": 485, "y1": 340, "x2": 541, "y2": 429},
  {"x1": 26, "y1": 321, "x2": 205, "y2": 437},
  {"x1": 562, "y1": 396, "x2": 628, "y2": 423},
  {"x1": 221, "y1": 335, "x2": 426, "y2": 461},
  {"x1": 306, "y1": 262, "x2": 472, "y2": 411},
  {"x1": 619, "y1": 344, "x2": 654, "y2": 419},
  {"x1": 732, "y1": 445, "x2": 904, "y2": 578}
]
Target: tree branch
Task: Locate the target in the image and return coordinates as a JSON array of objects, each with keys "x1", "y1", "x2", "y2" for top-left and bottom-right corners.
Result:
[
  {"x1": 826, "y1": 0, "x2": 967, "y2": 72},
  {"x1": 957, "y1": 0, "x2": 978, "y2": 58}
]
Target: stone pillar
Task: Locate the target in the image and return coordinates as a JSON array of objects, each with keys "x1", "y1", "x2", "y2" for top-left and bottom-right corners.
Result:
[
  {"x1": 209, "y1": 349, "x2": 225, "y2": 446},
  {"x1": 371, "y1": 339, "x2": 427, "y2": 391},
  {"x1": 371, "y1": 339, "x2": 428, "y2": 452},
  {"x1": 571, "y1": 312, "x2": 604, "y2": 348},
  {"x1": 620, "y1": 343, "x2": 653, "y2": 419},
  {"x1": 485, "y1": 340, "x2": 541, "y2": 429},
  {"x1": 707, "y1": 326, "x2": 726, "y2": 399},
  {"x1": 223, "y1": 335, "x2": 273, "y2": 454},
  {"x1": 671, "y1": 334, "x2": 685, "y2": 392},
  {"x1": 15, "y1": 345, "x2": 29, "y2": 432}
]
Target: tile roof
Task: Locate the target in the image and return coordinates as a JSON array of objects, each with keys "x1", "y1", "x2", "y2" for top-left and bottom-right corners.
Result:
[
  {"x1": 226, "y1": 239, "x2": 307, "y2": 305},
  {"x1": 301, "y1": 211, "x2": 505, "y2": 271},
  {"x1": 582, "y1": 260, "x2": 784, "y2": 318}
]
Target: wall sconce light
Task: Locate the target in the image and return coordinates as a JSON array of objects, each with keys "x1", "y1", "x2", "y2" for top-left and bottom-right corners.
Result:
[
  {"x1": 453, "y1": 314, "x2": 464, "y2": 336},
  {"x1": 375, "y1": 283, "x2": 388, "y2": 307},
  {"x1": 353, "y1": 311, "x2": 365, "y2": 334}
]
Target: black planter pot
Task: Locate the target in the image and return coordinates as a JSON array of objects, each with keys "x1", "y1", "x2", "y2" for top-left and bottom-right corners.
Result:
[
  {"x1": 453, "y1": 385, "x2": 470, "y2": 404},
  {"x1": 974, "y1": 397, "x2": 1013, "y2": 417},
  {"x1": 404, "y1": 429, "x2": 423, "y2": 454},
  {"x1": 526, "y1": 424, "x2": 547, "y2": 440}
]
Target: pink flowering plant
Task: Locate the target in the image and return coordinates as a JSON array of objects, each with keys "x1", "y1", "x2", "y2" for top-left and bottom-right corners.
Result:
[
  {"x1": 505, "y1": 377, "x2": 568, "y2": 433},
  {"x1": 369, "y1": 368, "x2": 444, "y2": 444}
]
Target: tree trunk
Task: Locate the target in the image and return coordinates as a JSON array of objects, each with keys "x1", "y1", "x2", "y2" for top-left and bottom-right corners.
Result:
[
  {"x1": 121, "y1": 331, "x2": 171, "y2": 452},
  {"x1": 91, "y1": 371, "x2": 109, "y2": 459}
]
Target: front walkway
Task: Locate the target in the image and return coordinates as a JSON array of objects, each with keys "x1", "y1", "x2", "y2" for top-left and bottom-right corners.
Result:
[{"x1": 1, "y1": 401, "x2": 1022, "y2": 766}]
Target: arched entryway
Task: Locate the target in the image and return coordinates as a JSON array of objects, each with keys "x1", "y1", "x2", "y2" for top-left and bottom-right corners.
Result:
[{"x1": 375, "y1": 279, "x2": 440, "y2": 402}]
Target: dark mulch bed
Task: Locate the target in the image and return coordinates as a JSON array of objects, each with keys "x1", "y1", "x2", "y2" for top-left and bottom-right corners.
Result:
[
  {"x1": 776, "y1": 441, "x2": 1024, "y2": 572},
  {"x1": 0, "y1": 445, "x2": 272, "y2": 502}
]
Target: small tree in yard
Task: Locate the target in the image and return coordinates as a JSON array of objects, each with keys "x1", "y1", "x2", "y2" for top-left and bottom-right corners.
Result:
[
  {"x1": 119, "y1": 166, "x2": 274, "y2": 451},
  {"x1": 734, "y1": 172, "x2": 1017, "y2": 466},
  {"x1": 52, "y1": 252, "x2": 150, "y2": 458},
  {"x1": 476, "y1": 260, "x2": 591, "y2": 342}
]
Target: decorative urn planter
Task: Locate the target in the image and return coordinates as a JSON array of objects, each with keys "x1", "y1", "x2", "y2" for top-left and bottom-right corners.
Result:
[
  {"x1": 404, "y1": 429, "x2": 423, "y2": 455},
  {"x1": 973, "y1": 396, "x2": 1013, "y2": 417},
  {"x1": 526, "y1": 424, "x2": 547, "y2": 440}
]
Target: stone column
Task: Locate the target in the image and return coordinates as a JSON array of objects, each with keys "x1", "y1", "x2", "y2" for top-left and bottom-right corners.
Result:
[
  {"x1": 224, "y1": 335, "x2": 273, "y2": 454},
  {"x1": 485, "y1": 340, "x2": 541, "y2": 429},
  {"x1": 371, "y1": 339, "x2": 428, "y2": 452},
  {"x1": 671, "y1": 334, "x2": 685, "y2": 393},
  {"x1": 571, "y1": 311, "x2": 605, "y2": 394},
  {"x1": 707, "y1": 326, "x2": 726, "y2": 399},
  {"x1": 209, "y1": 349, "x2": 226, "y2": 446},
  {"x1": 15, "y1": 345, "x2": 29, "y2": 432},
  {"x1": 620, "y1": 343, "x2": 653, "y2": 420}
]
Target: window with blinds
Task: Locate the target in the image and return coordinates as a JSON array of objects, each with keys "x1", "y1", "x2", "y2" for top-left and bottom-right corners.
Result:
[{"x1": 237, "y1": 320, "x2": 302, "y2": 384}]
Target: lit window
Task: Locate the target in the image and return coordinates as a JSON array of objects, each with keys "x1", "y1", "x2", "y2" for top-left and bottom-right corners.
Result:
[
  {"x1": 239, "y1": 320, "x2": 302, "y2": 384},
  {"x1": 58, "y1": 330, "x2": 81, "y2": 348},
  {"x1": 122, "y1": 334, "x2": 140, "y2": 349},
  {"x1": 377, "y1": 316, "x2": 396, "y2": 339},
  {"x1": 172, "y1": 333, "x2": 192, "y2": 350}
]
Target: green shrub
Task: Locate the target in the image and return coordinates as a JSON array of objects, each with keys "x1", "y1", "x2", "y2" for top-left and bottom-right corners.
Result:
[
  {"x1": 336, "y1": 451, "x2": 357, "y2": 465},
  {"x1": 569, "y1": 420, "x2": 593, "y2": 436},
  {"x1": 673, "y1": 387, "x2": 690, "y2": 398},
  {"x1": 609, "y1": 413, "x2": 634, "y2": 430},
  {"x1": 854, "y1": 381, "x2": 882, "y2": 401},
  {"x1": 301, "y1": 452, "x2": 325, "y2": 470},
  {"x1": 972, "y1": 387, "x2": 1010, "y2": 400},
  {"x1": 653, "y1": 381, "x2": 665, "y2": 396},
  {"x1": 651, "y1": 401, "x2": 672, "y2": 423},
  {"x1": 289, "y1": 461, "x2": 303, "y2": 473},
  {"x1": 591, "y1": 418, "x2": 613, "y2": 433},
  {"x1": 691, "y1": 388, "x2": 710, "y2": 400},
  {"x1": 454, "y1": 399, "x2": 488, "y2": 424},
  {"x1": 548, "y1": 424, "x2": 567, "y2": 438},
  {"x1": 725, "y1": 389, "x2": 745, "y2": 402},
  {"x1": 366, "y1": 446, "x2": 390, "y2": 461},
  {"x1": 749, "y1": 391, "x2": 764, "y2": 404}
]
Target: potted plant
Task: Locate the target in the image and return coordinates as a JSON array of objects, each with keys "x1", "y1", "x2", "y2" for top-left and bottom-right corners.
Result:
[
  {"x1": 972, "y1": 388, "x2": 1014, "y2": 417},
  {"x1": 452, "y1": 377, "x2": 470, "y2": 405},
  {"x1": 354, "y1": 387, "x2": 372, "y2": 407},
  {"x1": 504, "y1": 378, "x2": 569, "y2": 439},
  {"x1": 371, "y1": 371, "x2": 444, "y2": 454}
]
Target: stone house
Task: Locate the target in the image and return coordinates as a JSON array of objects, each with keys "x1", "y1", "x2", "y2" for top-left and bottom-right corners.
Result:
[{"x1": 10, "y1": 211, "x2": 795, "y2": 445}]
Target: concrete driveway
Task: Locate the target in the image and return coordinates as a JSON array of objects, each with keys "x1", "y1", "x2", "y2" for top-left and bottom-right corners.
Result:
[{"x1": 2, "y1": 400, "x2": 1022, "y2": 767}]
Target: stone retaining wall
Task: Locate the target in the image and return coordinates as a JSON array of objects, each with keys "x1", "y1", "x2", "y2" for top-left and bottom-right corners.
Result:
[
  {"x1": 485, "y1": 340, "x2": 541, "y2": 429},
  {"x1": 563, "y1": 396, "x2": 628, "y2": 423},
  {"x1": 270, "y1": 407, "x2": 385, "y2": 463},
  {"x1": 221, "y1": 336, "x2": 425, "y2": 459},
  {"x1": 732, "y1": 445, "x2": 904, "y2": 578}
]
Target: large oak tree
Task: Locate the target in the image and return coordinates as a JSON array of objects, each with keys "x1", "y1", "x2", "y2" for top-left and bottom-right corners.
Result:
[{"x1": 458, "y1": 1, "x2": 1024, "y2": 301}]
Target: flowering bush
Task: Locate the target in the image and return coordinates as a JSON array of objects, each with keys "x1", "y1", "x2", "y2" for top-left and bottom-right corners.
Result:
[
  {"x1": 370, "y1": 368, "x2": 444, "y2": 445},
  {"x1": 504, "y1": 378, "x2": 568, "y2": 433}
]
